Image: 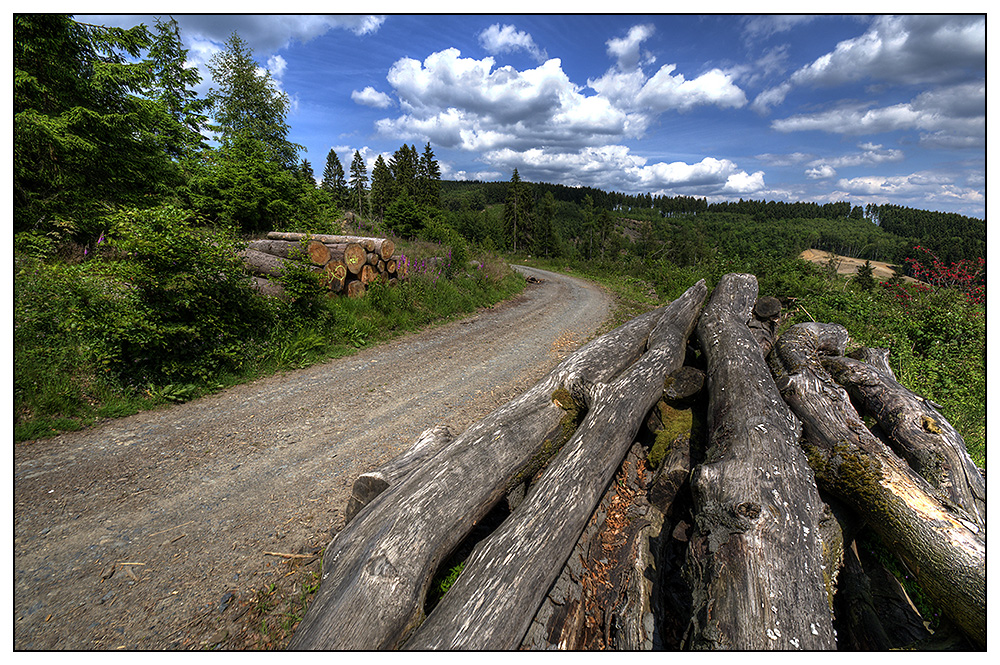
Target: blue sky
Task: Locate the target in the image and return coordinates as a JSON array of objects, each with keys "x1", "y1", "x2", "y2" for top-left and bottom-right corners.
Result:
[{"x1": 79, "y1": 12, "x2": 987, "y2": 218}]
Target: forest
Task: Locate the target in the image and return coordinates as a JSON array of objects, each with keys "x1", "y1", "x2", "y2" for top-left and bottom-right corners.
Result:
[{"x1": 14, "y1": 15, "x2": 985, "y2": 469}]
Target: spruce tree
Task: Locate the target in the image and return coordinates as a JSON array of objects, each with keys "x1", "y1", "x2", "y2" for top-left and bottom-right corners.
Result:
[
  {"x1": 370, "y1": 154, "x2": 393, "y2": 223},
  {"x1": 348, "y1": 150, "x2": 369, "y2": 215},
  {"x1": 321, "y1": 148, "x2": 347, "y2": 204}
]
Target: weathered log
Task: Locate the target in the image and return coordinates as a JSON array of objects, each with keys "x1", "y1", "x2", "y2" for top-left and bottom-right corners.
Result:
[
  {"x1": 386, "y1": 259, "x2": 397, "y2": 274},
  {"x1": 266, "y1": 231, "x2": 394, "y2": 260},
  {"x1": 240, "y1": 248, "x2": 301, "y2": 278},
  {"x1": 847, "y1": 347, "x2": 896, "y2": 379},
  {"x1": 344, "y1": 278, "x2": 366, "y2": 299},
  {"x1": 344, "y1": 425, "x2": 456, "y2": 524},
  {"x1": 246, "y1": 238, "x2": 309, "y2": 261},
  {"x1": 684, "y1": 274, "x2": 837, "y2": 650},
  {"x1": 321, "y1": 243, "x2": 366, "y2": 275},
  {"x1": 822, "y1": 354, "x2": 986, "y2": 531},
  {"x1": 249, "y1": 276, "x2": 286, "y2": 299},
  {"x1": 748, "y1": 295, "x2": 782, "y2": 356},
  {"x1": 359, "y1": 263, "x2": 377, "y2": 285},
  {"x1": 768, "y1": 322, "x2": 986, "y2": 647},
  {"x1": 520, "y1": 443, "x2": 657, "y2": 650},
  {"x1": 404, "y1": 281, "x2": 707, "y2": 650},
  {"x1": 289, "y1": 306, "x2": 673, "y2": 650}
]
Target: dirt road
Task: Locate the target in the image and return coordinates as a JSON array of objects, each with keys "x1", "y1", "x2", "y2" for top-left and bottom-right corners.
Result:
[{"x1": 13, "y1": 266, "x2": 612, "y2": 650}]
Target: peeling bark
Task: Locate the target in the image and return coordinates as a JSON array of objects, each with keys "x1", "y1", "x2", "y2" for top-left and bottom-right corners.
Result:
[{"x1": 768, "y1": 323, "x2": 986, "y2": 647}]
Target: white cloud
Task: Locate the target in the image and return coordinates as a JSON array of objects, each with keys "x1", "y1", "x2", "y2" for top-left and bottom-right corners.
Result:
[
  {"x1": 606, "y1": 24, "x2": 656, "y2": 70},
  {"x1": 836, "y1": 172, "x2": 985, "y2": 207},
  {"x1": 478, "y1": 24, "x2": 548, "y2": 63},
  {"x1": 351, "y1": 86, "x2": 393, "y2": 108},
  {"x1": 265, "y1": 55, "x2": 287, "y2": 80},
  {"x1": 806, "y1": 165, "x2": 837, "y2": 179},
  {"x1": 771, "y1": 81, "x2": 985, "y2": 144},
  {"x1": 790, "y1": 15, "x2": 984, "y2": 87}
]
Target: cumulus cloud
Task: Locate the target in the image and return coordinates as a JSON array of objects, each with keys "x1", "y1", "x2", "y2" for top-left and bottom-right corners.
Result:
[
  {"x1": 806, "y1": 165, "x2": 837, "y2": 179},
  {"x1": 606, "y1": 23, "x2": 656, "y2": 70},
  {"x1": 351, "y1": 86, "x2": 393, "y2": 108},
  {"x1": 835, "y1": 171, "x2": 984, "y2": 209},
  {"x1": 790, "y1": 15, "x2": 984, "y2": 87},
  {"x1": 478, "y1": 24, "x2": 548, "y2": 63},
  {"x1": 479, "y1": 146, "x2": 764, "y2": 198}
]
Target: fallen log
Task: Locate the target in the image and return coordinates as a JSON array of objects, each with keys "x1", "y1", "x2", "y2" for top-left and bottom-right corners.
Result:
[
  {"x1": 683, "y1": 273, "x2": 837, "y2": 650},
  {"x1": 404, "y1": 280, "x2": 707, "y2": 650},
  {"x1": 240, "y1": 248, "x2": 298, "y2": 278},
  {"x1": 344, "y1": 278, "x2": 365, "y2": 299},
  {"x1": 266, "y1": 231, "x2": 395, "y2": 261},
  {"x1": 520, "y1": 443, "x2": 657, "y2": 650},
  {"x1": 821, "y1": 354, "x2": 986, "y2": 531},
  {"x1": 249, "y1": 276, "x2": 286, "y2": 299},
  {"x1": 246, "y1": 238, "x2": 308, "y2": 261},
  {"x1": 767, "y1": 322, "x2": 986, "y2": 647},
  {"x1": 289, "y1": 306, "x2": 672, "y2": 650},
  {"x1": 344, "y1": 425, "x2": 456, "y2": 524}
]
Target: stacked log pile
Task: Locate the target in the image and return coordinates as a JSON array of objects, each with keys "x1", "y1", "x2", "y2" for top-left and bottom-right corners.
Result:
[
  {"x1": 241, "y1": 232, "x2": 405, "y2": 299},
  {"x1": 289, "y1": 273, "x2": 986, "y2": 651}
]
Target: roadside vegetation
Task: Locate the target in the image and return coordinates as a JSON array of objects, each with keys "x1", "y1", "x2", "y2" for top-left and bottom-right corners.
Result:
[{"x1": 15, "y1": 14, "x2": 985, "y2": 470}]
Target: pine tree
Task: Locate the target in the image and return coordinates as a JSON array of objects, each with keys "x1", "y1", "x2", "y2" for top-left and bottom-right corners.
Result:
[
  {"x1": 417, "y1": 142, "x2": 441, "y2": 208},
  {"x1": 504, "y1": 169, "x2": 533, "y2": 253},
  {"x1": 206, "y1": 32, "x2": 299, "y2": 168},
  {"x1": 321, "y1": 148, "x2": 347, "y2": 204},
  {"x1": 348, "y1": 150, "x2": 368, "y2": 215},
  {"x1": 370, "y1": 154, "x2": 393, "y2": 223},
  {"x1": 389, "y1": 144, "x2": 418, "y2": 200},
  {"x1": 298, "y1": 158, "x2": 315, "y2": 186},
  {"x1": 14, "y1": 14, "x2": 176, "y2": 234},
  {"x1": 146, "y1": 16, "x2": 208, "y2": 160}
]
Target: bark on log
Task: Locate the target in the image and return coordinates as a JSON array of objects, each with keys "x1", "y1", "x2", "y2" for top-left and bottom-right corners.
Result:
[
  {"x1": 289, "y1": 306, "x2": 674, "y2": 650},
  {"x1": 344, "y1": 279, "x2": 365, "y2": 299},
  {"x1": 266, "y1": 231, "x2": 394, "y2": 260},
  {"x1": 404, "y1": 280, "x2": 707, "y2": 650},
  {"x1": 359, "y1": 263, "x2": 377, "y2": 285},
  {"x1": 767, "y1": 323, "x2": 986, "y2": 647},
  {"x1": 239, "y1": 248, "x2": 306, "y2": 278},
  {"x1": 847, "y1": 347, "x2": 896, "y2": 379},
  {"x1": 344, "y1": 425, "x2": 457, "y2": 524},
  {"x1": 249, "y1": 276, "x2": 286, "y2": 299},
  {"x1": 684, "y1": 274, "x2": 837, "y2": 650},
  {"x1": 246, "y1": 238, "x2": 308, "y2": 261},
  {"x1": 520, "y1": 443, "x2": 657, "y2": 650},
  {"x1": 822, "y1": 355, "x2": 986, "y2": 531}
]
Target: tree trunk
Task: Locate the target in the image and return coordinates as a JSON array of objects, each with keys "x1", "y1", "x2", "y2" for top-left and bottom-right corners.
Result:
[
  {"x1": 240, "y1": 248, "x2": 300, "y2": 278},
  {"x1": 344, "y1": 278, "x2": 366, "y2": 299},
  {"x1": 289, "y1": 306, "x2": 674, "y2": 650},
  {"x1": 359, "y1": 263, "x2": 377, "y2": 285},
  {"x1": 519, "y1": 443, "x2": 658, "y2": 650},
  {"x1": 323, "y1": 243, "x2": 367, "y2": 274},
  {"x1": 266, "y1": 231, "x2": 395, "y2": 261},
  {"x1": 683, "y1": 274, "x2": 837, "y2": 650},
  {"x1": 404, "y1": 281, "x2": 707, "y2": 650},
  {"x1": 249, "y1": 276, "x2": 286, "y2": 299},
  {"x1": 245, "y1": 238, "x2": 307, "y2": 261},
  {"x1": 821, "y1": 354, "x2": 986, "y2": 531},
  {"x1": 344, "y1": 425, "x2": 456, "y2": 524},
  {"x1": 767, "y1": 322, "x2": 986, "y2": 647}
]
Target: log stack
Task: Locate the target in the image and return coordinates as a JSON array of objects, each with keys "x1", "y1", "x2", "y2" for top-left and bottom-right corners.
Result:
[
  {"x1": 242, "y1": 232, "x2": 403, "y2": 299},
  {"x1": 289, "y1": 273, "x2": 986, "y2": 651}
]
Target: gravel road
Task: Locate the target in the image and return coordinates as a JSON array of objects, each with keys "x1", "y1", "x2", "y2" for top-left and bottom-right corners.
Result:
[{"x1": 13, "y1": 265, "x2": 612, "y2": 650}]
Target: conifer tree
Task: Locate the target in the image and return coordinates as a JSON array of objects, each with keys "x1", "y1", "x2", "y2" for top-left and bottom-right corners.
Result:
[
  {"x1": 321, "y1": 148, "x2": 347, "y2": 204},
  {"x1": 349, "y1": 150, "x2": 369, "y2": 215},
  {"x1": 370, "y1": 154, "x2": 393, "y2": 223},
  {"x1": 417, "y1": 142, "x2": 442, "y2": 208}
]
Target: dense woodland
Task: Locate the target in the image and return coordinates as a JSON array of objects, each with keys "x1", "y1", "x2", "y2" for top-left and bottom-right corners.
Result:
[{"x1": 14, "y1": 15, "x2": 985, "y2": 461}]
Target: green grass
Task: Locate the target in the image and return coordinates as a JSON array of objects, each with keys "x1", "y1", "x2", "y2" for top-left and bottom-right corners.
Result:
[{"x1": 14, "y1": 243, "x2": 524, "y2": 443}]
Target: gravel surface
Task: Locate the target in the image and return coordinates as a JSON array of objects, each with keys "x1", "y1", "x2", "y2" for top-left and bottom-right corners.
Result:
[{"x1": 13, "y1": 265, "x2": 612, "y2": 650}]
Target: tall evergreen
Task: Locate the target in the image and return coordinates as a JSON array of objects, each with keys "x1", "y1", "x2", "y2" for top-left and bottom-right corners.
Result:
[
  {"x1": 13, "y1": 14, "x2": 176, "y2": 234},
  {"x1": 146, "y1": 16, "x2": 208, "y2": 160},
  {"x1": 504, "y1": 168, "x2": 533, "y2": 253},
  {"x1": 348, "y1": 150, "x2": 368, "y2": 215},
  {"x1": 206, "y1": 32, "x2": 299, "y2": 168},
  {"x1": 369, "y1": 154, "x2": 393, "y2": 223},
  {"x1": 417, "y1": 142, "x2": 442, "y2": 208},
  {"x1": 389, "y1": 144, "x2": 419, "y2": 199},
  {"x1": 321, "y1": 148, "x2": 347, "y2": 204}
]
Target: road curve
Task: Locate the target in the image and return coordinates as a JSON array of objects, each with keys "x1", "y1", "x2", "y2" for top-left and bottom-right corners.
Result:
[{"x1": 14, "y1": 265, "x2": 612, "y2": 649}]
